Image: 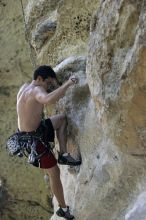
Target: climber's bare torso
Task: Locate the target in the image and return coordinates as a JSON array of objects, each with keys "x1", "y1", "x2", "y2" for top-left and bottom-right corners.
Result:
[
  {"x1": 17, "y1": 75, "x2": 77, "y2": 132},
  {"x1": 17, "y1": 83, "x2": 44, "y2": 132}
]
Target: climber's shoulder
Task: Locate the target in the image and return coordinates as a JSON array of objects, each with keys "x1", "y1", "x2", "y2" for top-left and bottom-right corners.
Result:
[{"x1": 17, "y1": 83, "x2": 29, "y2": 99}]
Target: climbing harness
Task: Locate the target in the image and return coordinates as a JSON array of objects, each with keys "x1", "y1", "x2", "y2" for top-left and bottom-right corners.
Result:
[
  {"x1": 6, "y1": 130, "x2": 51, "y2": 166},
  {"x1": 19, "y1": 0, "x2": 37, "y2": 69}
]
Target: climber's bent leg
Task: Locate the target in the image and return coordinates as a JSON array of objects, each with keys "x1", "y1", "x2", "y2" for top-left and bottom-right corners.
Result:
[
  {"x1": 50, "y1": 114, "x2": 81, "y2": 166},
  {"x1": 50, "y1": 114, "x2": 67, "y2": 153}
]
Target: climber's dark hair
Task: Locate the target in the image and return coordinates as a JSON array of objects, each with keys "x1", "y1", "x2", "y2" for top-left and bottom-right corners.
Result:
[{"x1": 33, "y1": 65, "x2": 57, "y2": 80}]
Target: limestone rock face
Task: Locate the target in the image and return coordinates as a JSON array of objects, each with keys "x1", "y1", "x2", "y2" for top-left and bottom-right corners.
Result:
[
  {"x1": 1, "y1": 0, "x2": 146, "y2": 220},
  {"x1": 125, "y1": 192, "x2": 146, "y2": 220},
  {"x1": 49, "y1": 0, "x2": 146, "y2": 219},
  {"x1": 25, "y1": 0, "x2": 99, "y2": 64}
]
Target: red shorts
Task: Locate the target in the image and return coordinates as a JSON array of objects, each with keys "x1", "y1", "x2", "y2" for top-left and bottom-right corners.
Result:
[
  {"x1": 26, "y1": 118, "x2": 57, "y2": 169},
  {"x1": 36, "y1": 142, "x2": 57, "y2": 169}
]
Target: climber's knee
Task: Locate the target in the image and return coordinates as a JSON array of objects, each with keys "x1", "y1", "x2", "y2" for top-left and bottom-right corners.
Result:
[{"x1": 50, "y1": 114, "x2": 67, "y2": 130}]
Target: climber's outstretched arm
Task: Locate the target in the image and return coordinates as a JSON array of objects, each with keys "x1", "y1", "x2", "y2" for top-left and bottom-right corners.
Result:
[{"x1": 35, "y1": 75, "x2": 77, "y2": 105}]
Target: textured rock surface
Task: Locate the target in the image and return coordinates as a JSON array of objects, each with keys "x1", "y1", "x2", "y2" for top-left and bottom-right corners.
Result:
[
  {"x1": 125, "y1": 192, "x2": 146, "y2": 220},
  {"x1": 50, "y1": 0, "x2": 146, "y2": 219},
  {"x1": 1, "y1": 0, "x2": 146, "y2": 220},
  {"x1": 26, "y1": 0, "x2": 99, "y2": 64}
]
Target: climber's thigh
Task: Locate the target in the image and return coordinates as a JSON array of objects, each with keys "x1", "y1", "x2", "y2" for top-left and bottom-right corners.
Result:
[
  {"x1": 50, "y1": 114, "x2": 67, "y2": 130},
  {"x1": 47, "y1": 164, "x2": 60, "y2": 178}
]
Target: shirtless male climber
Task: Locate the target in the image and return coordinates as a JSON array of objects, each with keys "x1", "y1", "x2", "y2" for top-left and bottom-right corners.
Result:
[{"x1": 17, "y1": 65, "x2": 81, "y2": 220}]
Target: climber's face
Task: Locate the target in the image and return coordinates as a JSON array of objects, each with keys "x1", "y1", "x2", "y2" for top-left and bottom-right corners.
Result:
[
  {"x1": 35, "y1": 76, "x2": 58, "y2": 92},
  {"x1": 47, "y1": 77, "x2": 59, "y2": 92},
  {"x1": 42, "y1": 77, "x2": 56, "y2": 91}
]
